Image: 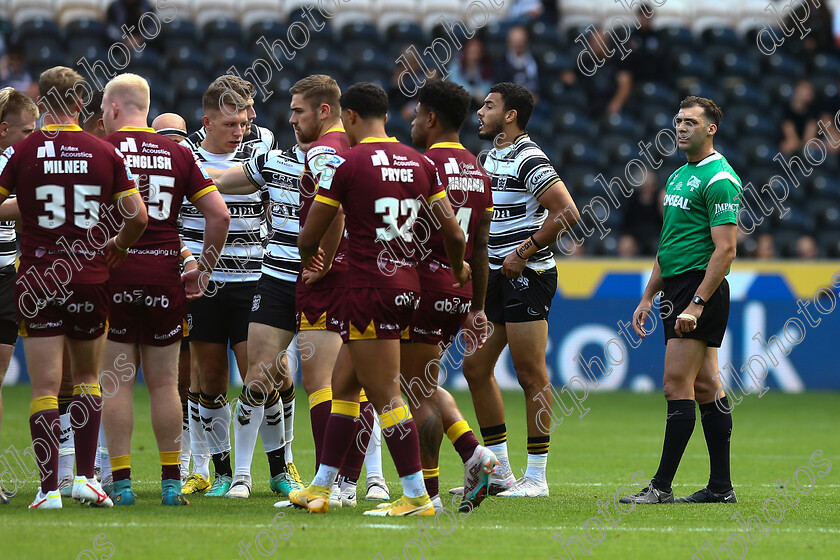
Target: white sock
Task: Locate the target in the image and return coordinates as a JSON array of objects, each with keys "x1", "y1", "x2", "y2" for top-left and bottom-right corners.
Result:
[
  {"x1": 200, "y1": 400, "x2": 231, "y2": 456},
  {"x1": 188, "y1": 399, "x2": 210, "y2": 479},
  {"x1": 364, "y1": 421, "x2": 383, "y2": 479},
  {"x1": 282, "y1": 393, "x2": 295, "y2": 462},
  {"x1": 524, "y1": 453, "x2": 548, "y2": 482},
  {"x1": 179, "y1": 424, "x2": 191, "y2": 474},
  {"x1": 312, "y1": 464, "x2": 339, "y2": 488},
  {"x1": 260, "y1": 392, "x2": 285, "y2": 453},
  {"x1": 400, "y1": 471, "x2": 427, "y2": 498},
  {"x1": 487, "y1": 442, "x2": 511, "y2": 476},
  {"x1": 98, "y1": 423, "x2": 111, "y2": 482},
  {"x1": 58, "y1": 412, "x2": 74, "y2": 480},
  {"x1": 233, "y1": 399, "x2": 263, "y2": 478}
]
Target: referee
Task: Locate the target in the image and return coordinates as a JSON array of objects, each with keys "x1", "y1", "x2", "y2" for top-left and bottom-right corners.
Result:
[{"x1": 622, "y1": 96, "x2": 741, "y2": 504}]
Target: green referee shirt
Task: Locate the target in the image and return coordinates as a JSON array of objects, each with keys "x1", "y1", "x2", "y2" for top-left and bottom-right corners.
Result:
[{"x1": 657, "y1": 151, "x2": 742, "y2": 278}]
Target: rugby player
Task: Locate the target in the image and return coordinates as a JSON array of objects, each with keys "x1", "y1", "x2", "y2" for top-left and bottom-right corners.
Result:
[
  {"x1": 99, "y1": 73, "x2": 229, "y2": 505},
  {"x1": 204, "y1": 140, "x2": 308, "y2": 498},
  {"x1": 0, "y1": 66, "x2": 147, "y2": 508},
  {"x1": 179, "y1": 84, "x2": 258, "y2": 497},
  {"x1": 0, "y1": 87, "x2": 38, "y2": 504},
  {"x1": 460, "y1": 83, "x2": 579, "y2": 498},
  {"x1": 292, "y1": 82, "x2": 470, "y2": 516},
  {"x1": 407, "y1": 79, "x2": 498, "y2": 513},
  {"x1": 285, "y1": 75, "x2": 381, "y2": 507}
]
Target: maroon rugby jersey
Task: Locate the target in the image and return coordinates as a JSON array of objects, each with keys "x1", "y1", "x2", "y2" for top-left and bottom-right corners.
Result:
[
  {"x1": 299, "y1": 127, "x2": 349, "y2": 290},
  {"x1": 314, "y1": 137, "x2": 445, "y2": 290},
  {"x1": 103, "y1": 127, "x2": 216, "y2": 285},
  {"x1": 0, "y1": 124, "x2": 137, "y2": 284},
  {"x1": 422, "y1": 142, "x2": 493, "y2": 296}
]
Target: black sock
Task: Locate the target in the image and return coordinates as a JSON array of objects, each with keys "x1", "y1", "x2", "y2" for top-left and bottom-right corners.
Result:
[
  {"x1": 700, "y1": 397, "x2": 733, "y2": 493},
  {"x1": 212, "y1": 452, "x2": 232, "y2": 478},
  {"x1": 267, "y1": 448, "x2": 286, "y2": 478},
  {"x1": 652, "y1": 399, "x2": 696, "y2": 493}
]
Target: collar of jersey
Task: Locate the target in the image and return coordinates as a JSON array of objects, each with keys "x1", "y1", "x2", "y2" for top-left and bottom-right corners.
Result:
[
  {"x1": 495, "y1": 133, "x2": 528, "y2": 155},
  {"x1": 325, "y1": 127, "x2": 346, "y2": 134},
  {"x1": 119, "y1": 126, "x2": 155, "y2": 133},
  {"x1": 41, "y1": 124, "x2": 82, "y2": 132},
  {"x1": 429, "y1": 142, "x2": 465, "y2": 150},
  {"x1": 360, "y1": 136, "x2": 398, "y2": 143}
]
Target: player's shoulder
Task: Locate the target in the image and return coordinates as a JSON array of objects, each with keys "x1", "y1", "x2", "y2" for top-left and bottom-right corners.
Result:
[{"x1": 699, "y1": 152, "x2": 742, "y2": 188}]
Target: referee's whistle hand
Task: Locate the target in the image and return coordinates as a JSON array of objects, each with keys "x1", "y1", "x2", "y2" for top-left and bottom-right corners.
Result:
[{"x1": 632, "y1": 302, "x2": 651, "y2": 338}]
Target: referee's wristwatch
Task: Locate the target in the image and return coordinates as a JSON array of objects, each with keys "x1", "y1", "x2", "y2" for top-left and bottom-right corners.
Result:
[{"x1": 691, "y1": 295, "x2": 707, "y2": 307}]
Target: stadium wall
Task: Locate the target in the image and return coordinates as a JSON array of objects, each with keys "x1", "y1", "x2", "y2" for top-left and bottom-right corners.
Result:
[{"x1": 4, "y1": 259, "x2": 839, "y2": 392}]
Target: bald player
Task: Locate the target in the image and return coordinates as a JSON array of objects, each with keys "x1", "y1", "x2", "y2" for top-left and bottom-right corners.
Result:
[{"x1": 153, "y1": 113, "x2": 188, "y2": 144}]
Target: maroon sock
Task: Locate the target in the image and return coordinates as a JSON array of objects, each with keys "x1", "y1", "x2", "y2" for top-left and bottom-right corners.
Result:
[
  {"x1": 71, "y1": 392, "x2": 102, "y2": 478},
  {"x1": 30, "y1": 409, "x2": 61, "y2": 492},
  {"x1": 383, "y1": 419, "x2": 422, "y2": 478},
  {"x1": 310, "y1": 400, "x2": 332, "y2": 469},
  {"x1": 113, "y1": 468, "x2": 131, "y2": 482},
  {"x1": 424, "y1": 475, "x2": 439, "y2": 497},
  {"x1": 454, "y1": 431, "x2": 481, "y2": 464},
  {"x1": 340, "y1": 402, "x2": 375, "y2": 480},
  {"x1": 161, "y1": 465, "x2": 180, "y2": 481},
  {"x1": 320, "y1": 413, "x2": 357, "y2": 470}
]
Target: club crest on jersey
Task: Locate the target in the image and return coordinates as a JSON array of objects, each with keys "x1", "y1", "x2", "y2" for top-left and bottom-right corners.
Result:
[{"x1": 687, "y1": 176, "x2": 701, "y2": 191}]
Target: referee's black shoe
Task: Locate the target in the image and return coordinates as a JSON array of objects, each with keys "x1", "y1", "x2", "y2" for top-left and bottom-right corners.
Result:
[
  {"x1": 618, "y1": 483, "x2": 674, "y2": 504},
  {"x1": 675, "y1": 486, "x2": 737, "y2": 504}
]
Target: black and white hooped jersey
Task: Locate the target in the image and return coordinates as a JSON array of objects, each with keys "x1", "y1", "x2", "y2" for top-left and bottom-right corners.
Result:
[
  {"x1": 483, "y1": 133, "x2": 562, "y2": 271},
  {"x1": 179, "y1": 144, "x2": 266, "y2": 283},
  {"x1": 0, "y1": 150, "x2": 14, "y2": 268},
  {"x1": 243, "y1": 147, "x2": 304, "y2": 283}
]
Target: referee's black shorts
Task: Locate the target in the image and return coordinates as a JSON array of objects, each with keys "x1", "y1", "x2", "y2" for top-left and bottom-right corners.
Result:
[{"x1": 661, "y1": 270, "x2": 730, "y2": 348}]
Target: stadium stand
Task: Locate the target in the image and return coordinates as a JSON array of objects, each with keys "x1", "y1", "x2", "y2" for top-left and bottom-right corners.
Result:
[{"x1": 1, "y1": 0, "x2": 837, "y2": 257}]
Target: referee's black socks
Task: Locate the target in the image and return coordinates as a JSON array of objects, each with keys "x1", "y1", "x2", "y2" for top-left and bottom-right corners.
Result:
[
  {"x1": 700, "y1": 396, "x2": 733, "y2": 493},
  {"x1": 652, "y1": 399, "x2": 696, "y2": 493}
]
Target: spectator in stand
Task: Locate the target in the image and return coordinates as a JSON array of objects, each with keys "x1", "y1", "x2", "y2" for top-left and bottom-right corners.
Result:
[
  {"x1": 780, "y1": 80, "x2": 819, "y2": 155},
  {"x1": 0, "y1": 43, "x2": 37, "y2": 100},
  {"x1": 795, "y1": 1, "x2": 833, "y2": 53},
  {"x1": 619, "y1": 171, "x2": 663, "y2": 255},
  {"x1": 605, "y1": 5, "x2": 667, "y2": 115},
  {"x1": 497, "y1": 26, "x2": 539, "y2": 98},
  {"x1": 389, "y1": 45, "x2": 437, "y2": 122},
  {"x1": 754, "y1": 233, "x2": 776, "y2": 259},
  {"x1": 450, "y1": 39, "x2": 495, "y2": 111},
  {"x1": 106, "y1": 0, "x2": 153, "y2": 45},
  {"x1": 796, "y1": 235, "x2": 819, "y2": 259},
  {"x1": 617, "y1": 234, "x2": 640, "y2": 257}
]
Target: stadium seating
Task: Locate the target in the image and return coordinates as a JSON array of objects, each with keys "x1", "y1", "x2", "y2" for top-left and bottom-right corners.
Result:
[{"x1": 5, "y1": 0, "x2": 837, "y2": 258}]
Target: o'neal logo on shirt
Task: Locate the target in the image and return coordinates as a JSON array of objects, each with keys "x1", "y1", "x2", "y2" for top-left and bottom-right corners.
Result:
[
  {"x1": 663, "y1": 194, "x2": 690, "y2": 210},
  {"x1": 714, "y1": 203, "x2": 739, "y2": 215}
]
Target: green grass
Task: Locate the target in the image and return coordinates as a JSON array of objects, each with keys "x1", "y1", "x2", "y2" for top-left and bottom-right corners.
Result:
[{"x1": 1, "y1": 386, "x2": 838, "y2": 560}]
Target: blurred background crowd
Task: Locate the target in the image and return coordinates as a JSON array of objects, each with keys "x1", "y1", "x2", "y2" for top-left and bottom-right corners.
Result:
[{"x1": 1, "y1": 0, "x2": 838, "y2": 258}]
